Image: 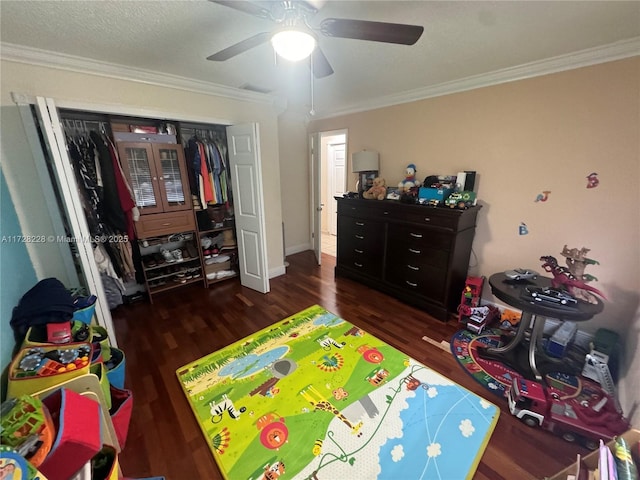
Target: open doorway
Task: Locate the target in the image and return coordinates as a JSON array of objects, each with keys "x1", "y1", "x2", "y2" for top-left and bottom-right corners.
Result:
[{"x1": 319, "y1": 130, "x2": 347, "y2": 257}]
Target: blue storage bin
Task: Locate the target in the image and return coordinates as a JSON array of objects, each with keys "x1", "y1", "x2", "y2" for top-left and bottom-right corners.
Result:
[
  {"x1": 105, "y1": 347, "x2": 125, "y2": 389},
  {"x1": 72, "y1": 295, "x2": 97, "y2": 324}
]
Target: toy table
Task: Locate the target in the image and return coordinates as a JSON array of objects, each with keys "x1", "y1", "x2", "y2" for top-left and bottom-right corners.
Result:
[{"x1": 478, "y1": 273, "x2": 604, "y2": 382}]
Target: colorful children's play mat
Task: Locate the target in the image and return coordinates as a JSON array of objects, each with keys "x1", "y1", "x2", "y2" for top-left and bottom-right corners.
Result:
[{"x1": 177, "y1": 305, "x2": 500, "y2": 480}]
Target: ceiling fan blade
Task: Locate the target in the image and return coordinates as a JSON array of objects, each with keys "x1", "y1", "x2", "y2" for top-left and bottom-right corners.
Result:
[
  {"x1": 311, "y1": 47, "x2": 333, "y2": 78},
  {"x1": 320, "y1": 18, "x2": 424, "y2": 45},
  {"x1": 207, "y1": 32, "x2": 272, "y2": 61},
  {"x1": 209, "y1": 0, "x2": 272, "y2": 19}
]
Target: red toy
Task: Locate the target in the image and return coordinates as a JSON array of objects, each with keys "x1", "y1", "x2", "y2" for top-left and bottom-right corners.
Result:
[
  {"x1": 39, "y1": 388, "x2": 102, "y2": 480},
  {"x1": 508, "y1": 376, "x2": 629, "y2": 449},
  {"x1": 458, "y1": 276, "x2": 486, "y2": 328},
  {"x1": 460, "y1": 305, "x2": 500, "y2": 334}
]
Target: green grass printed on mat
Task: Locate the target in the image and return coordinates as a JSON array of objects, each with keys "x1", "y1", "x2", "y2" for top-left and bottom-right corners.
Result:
[{"x1": 176, "y1": 305, "x2": 409, "y2": 479}]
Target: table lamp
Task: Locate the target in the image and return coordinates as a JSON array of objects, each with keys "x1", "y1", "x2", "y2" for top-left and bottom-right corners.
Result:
[{"x1": 352, "y1": 150, "x2": 379, "y2": 198}]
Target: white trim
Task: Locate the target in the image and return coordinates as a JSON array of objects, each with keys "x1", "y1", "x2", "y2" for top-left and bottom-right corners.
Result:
[
  {"x1": 313, "y1": 37, "x2": 640, "y2": 119},
  {"x1": 285, "y1": 243, "x2": 312, "y2": 256},
  {"x1": 12, "y1": 102, "x2": 80, "y2": 286},
  {"x1": 4, "y1": 37, "x2": 638, "y2": 120},
  {"x1": 1, "y1": 42, "x2": 279, "y2": 107},
  {"x1": 34, "y1": 97, "x2": 118, "y2": 348},
  {"x1": 12, "y1": 91, "x2": 236, "y2": 132},
  {"x1": 269, "y1": 265, "x2": 287, "y2": 279}
]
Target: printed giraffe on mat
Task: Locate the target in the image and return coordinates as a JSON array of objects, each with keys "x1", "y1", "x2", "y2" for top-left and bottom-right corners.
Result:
[{"x1": 299, "y1": 385, "x2": 363, "y2": 436}]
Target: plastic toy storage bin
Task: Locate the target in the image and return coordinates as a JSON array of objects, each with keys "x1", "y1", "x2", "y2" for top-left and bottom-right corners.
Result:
[
  {"x1": 7, "y1": 342, "x2": 93, "y2": 399},
  {"x1": 38, "y1": 388, "x2": 102, "y2": 480}
]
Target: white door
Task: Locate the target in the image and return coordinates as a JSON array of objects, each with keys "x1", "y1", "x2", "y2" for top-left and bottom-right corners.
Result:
[
  {"x1": 226, "y1": 124, "x2": 270, "y2": 293},
  {"x1": 33, "y1": 96, "x2": 118, "y2": 346},
  {"x1": 327, "y1": 142, "x2": 346, "y2": 236},
  {"x1": 310, "y1": 133, "x2": 322, "y2": 265}
]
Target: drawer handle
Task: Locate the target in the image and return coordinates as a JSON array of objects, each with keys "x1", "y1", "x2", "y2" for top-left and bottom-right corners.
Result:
[
  {"x1": 354, "y1": 249, "x2": 364, "y2": 254},
  {"x1": 354, "y1": 262, "x2": 363, "y2": 268},
  {"x1": 407, "y1": 264, "x2": 419, "y2": 271},
  {"x1": 409, "y1": 248, "x2": 421, "y2": 254},
  {"x1": 355, "y1": 234, "x2": 364, "y2": 239},
  {"x1": 406, "y1": 280, "x2": 418, "y2": 287},
  {"x1": 355, "y1": 221, "x2": 365, "y2": 226},
  {"x1": 410, "y1": 232, "x2": 423, "y2": 238},
  {"x1": 383, "y1": 211, "x2": 389, "y2": 215},
  {"x1": 162, "y1": 223, "x2": 172, "y2": 226}
]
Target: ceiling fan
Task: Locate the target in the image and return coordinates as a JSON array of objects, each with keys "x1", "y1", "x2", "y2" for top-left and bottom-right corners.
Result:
[{"x1": 207, "y1": 0, "x2": 424, "y2": 78}]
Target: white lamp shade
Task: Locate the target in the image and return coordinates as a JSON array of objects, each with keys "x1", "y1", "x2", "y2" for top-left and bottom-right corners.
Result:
[
  {"x1": 352, "y1": 150, "x2": 379, "y2": 172},
  {"x1": 271, "y1": 29, "x2": 316, "y2": 61}
]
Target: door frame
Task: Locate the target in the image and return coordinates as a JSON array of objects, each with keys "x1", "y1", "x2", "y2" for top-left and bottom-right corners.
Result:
[
  {"x1": 34, "y1": 96, "x2": 118, "y2": 346},
  {"x1": 13, "y1": 93, "x2": 270, "y2": 338},
  {"x1": 310, "y1": 129, "x2": 347, "y2": 264},
  {"x1": 325, "y1": 137, "x2": 346, "y2": 236}
]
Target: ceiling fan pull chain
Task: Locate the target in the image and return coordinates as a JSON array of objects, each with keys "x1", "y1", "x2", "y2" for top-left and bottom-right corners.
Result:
[{"x1": 310, "y1": 55, "x2": 316, "y2": 116}]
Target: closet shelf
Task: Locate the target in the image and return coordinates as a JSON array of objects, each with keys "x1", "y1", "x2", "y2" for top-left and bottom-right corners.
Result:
[
  {"x1": 148, "y1": 276, "x2": 203, "y2": 294},
  {"x1": 146, "y1": 266, "x2": 202, "y2": 282},
  {"x1": 142, "y1": 257, "x2": 199, "y2": 272}
]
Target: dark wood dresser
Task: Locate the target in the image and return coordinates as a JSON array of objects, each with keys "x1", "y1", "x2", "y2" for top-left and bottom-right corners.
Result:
[{"x1": 335, "y1": 197, "x2": 481, "y2": 320}]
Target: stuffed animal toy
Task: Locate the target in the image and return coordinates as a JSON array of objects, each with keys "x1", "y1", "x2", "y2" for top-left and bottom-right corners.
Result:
[
  {"x1": 363, "y1": 177, "x2": 387, "y2": 200},
  {"x1": 398, "y1": 163, "x2": 422, "y2": 192}
]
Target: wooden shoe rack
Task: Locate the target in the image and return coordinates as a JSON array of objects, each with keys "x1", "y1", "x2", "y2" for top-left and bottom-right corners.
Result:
[{"x1": 138, "y1": 230, "x2": 204, "y2": 302}]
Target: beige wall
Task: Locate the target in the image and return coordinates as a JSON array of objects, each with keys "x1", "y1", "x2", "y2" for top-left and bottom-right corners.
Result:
[
  {"x1": 308, "y1": 57, "x2": 640, "y2": 426},
  {"x1": 277, "y1": 110, "x2": 311, "y2": 254},
  {"x1": 1, "y1": 60, "x2": 285, "y2": 279}
]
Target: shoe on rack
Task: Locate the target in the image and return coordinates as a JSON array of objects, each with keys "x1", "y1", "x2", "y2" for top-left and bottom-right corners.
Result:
[
  {"x1": 186, "y1": 242, "x2": 198, "y2": 259},
  {"x1": 172, "y1": 249, "x2": 183, "y2": 261},
  {"x1": 201, "y1": 237, "x2": 213, "y2": 249},
  {"x1": 143, "y1": 256, "x2": 157, "y2": 268},
  {"x1": 161, "y1": 248, "x2": 175, "y2": 263},
  {"x1": 217, "y1": 270, "x2": 235, "y2": 279}
]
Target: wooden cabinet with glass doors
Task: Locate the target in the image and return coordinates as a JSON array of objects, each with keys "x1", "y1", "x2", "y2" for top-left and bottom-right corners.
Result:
[{"x1": 116, "y1": 142, "x2": 195, "y2": 238}]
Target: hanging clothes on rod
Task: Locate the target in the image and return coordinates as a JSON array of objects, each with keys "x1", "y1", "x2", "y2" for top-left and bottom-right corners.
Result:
[
  {"x1": 183, "y1": 129, "x2": 232, "y2": 210},
  {"x1": 61, "y1": 118, "x2": 138, "y2": 307}
]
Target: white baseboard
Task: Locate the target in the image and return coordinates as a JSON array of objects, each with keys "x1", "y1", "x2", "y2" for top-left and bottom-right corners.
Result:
[
  {"x1": 269, "y1": 265, "x2": 287, "y2": 279},
  {"x1": 285, "y1": 243, "x2": 311, "y2": 256}
]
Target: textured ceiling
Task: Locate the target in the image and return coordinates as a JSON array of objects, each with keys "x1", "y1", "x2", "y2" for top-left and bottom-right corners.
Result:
[{"x1": 1, "y1": 1, "x2": 639, "y2": 117}]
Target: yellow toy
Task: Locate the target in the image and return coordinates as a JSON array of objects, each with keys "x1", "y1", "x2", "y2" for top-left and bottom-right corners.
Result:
[{"x1": 363, "y1": 177, "x2": 387, "y2": 200}]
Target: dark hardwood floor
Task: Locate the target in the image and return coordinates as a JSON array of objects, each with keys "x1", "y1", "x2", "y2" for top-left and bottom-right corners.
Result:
[{"x1": 112, "y1": 251, "x2": 585, "y2": 480}]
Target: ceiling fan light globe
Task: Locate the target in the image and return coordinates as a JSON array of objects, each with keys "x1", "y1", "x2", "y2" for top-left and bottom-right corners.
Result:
[{"x1": 271, "y1": 30, "x2": 316, "y2": 61}]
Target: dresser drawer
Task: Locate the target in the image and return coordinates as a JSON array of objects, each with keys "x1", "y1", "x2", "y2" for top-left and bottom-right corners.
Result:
[
  {"x1": 399, "y1": 209, "x2": 459, "y2": 230},
  {"x1": 135, "y1": 211, "x2": 196, "y2": 238},
  {"x1": 386, "y1": 242, "x2": 449, "y2": 270},
  {"x1": 385, "y1": 263, "x2": 447, "y2": 301},
  {"x1": 337, "y1": 200, "x2": 394, "y2": 221},
  {"x1": 388, "y1": 225, "x2": 452, "y2": 251},
  {"x1": 337, "y1": 216, "x2": 384, "y2": 277}
]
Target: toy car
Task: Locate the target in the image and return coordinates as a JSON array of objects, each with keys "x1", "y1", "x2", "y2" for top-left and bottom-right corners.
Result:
[
  {"x1": 525, "y1": 287, "x2": 578, "y2": 305},
  {"x1": 505, "y1": 268, "x2": 538, "y2": 281},
  {"x1": 444, "y1": 191, "x2": 476, "y2": 209}
]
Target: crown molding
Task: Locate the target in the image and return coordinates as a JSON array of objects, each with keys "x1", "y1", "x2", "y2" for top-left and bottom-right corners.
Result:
[
  {"x1": 2, "y1": 37, "x2": 638, "y2": 119},
  {"x1": 0, "y1": 42, "x2": 279, "y2": 107},
  {"x1": 314, "y1": 37, "x2": 640, "y2": 119}
]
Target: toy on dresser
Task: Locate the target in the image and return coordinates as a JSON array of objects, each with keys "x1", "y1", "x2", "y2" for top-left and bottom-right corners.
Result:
[
  {"x1": 398, "y1": 164, "x2": 421, "y2": 192},
  {"x1": 363, "y1": 177, "x2": 387, "y2": 200}
]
